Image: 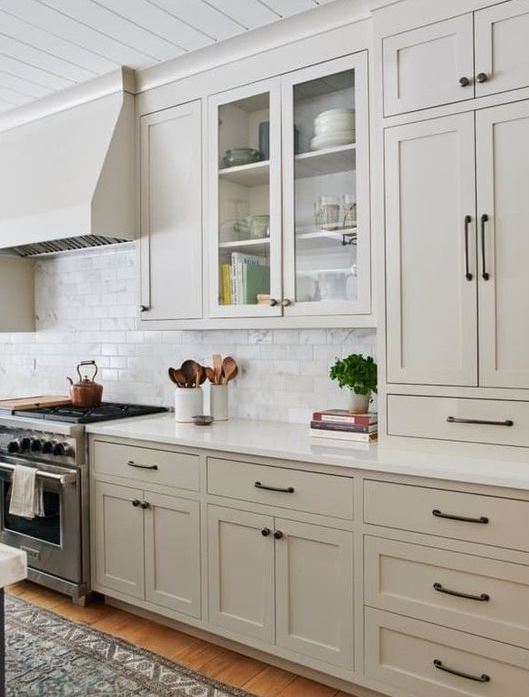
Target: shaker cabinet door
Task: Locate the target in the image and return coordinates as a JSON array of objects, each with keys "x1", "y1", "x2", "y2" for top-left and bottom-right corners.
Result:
[
  {"x1": 93, "y1": 481, "x2": 145, "y2": 599},
  {"x1": 477, "y1": 100, "x2": 529, "y2": 389},
  {"x1": 140, "y1": 100, "x2": 203, "y2": 322},
  {"x1": 274, "y1": 519, "x2": 354, "y2": 669},
  {"x1": 385, "y1": 113, "x2": 478, "y2": 386},
  {"x1": 382, "y1": 15, "x2": 474, "y2": 116},
  {"x1": 144, "y1": 493, "x2": 201, "y2": 618},
  {"x1": 207, "y1": 506, "x2": 275, "y2": 643}
]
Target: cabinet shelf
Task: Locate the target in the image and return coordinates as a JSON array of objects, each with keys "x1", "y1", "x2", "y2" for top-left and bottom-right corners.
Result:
[
  {"x1": 219, "y1": 237, "x2": 270, "y2": 253},
  {"x1": 296, "y1": 228, "x2": 357, "y2": 248},
  {"x1": 219, "y1": 160, "x2": 270, "y2": 186},
  {"x1": 294, "y1": 144, "x2": 356, "y2": 178}
]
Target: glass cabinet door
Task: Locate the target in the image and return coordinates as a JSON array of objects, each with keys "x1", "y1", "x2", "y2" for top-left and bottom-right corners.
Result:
[
  {"x1": 208, "y1": 80, "x2": 282, "y2": 317},
  {"x1": 281, "y1": 53, "x2": 370, "y2": 316}
]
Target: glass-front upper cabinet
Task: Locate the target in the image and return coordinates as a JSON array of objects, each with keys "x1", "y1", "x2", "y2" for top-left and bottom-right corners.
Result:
[
  {"x1": 281, "y1": 53, "x2": 370, "y2": 316},
  {"x1": 208, "y1": 80, "x2": 282, "y2": 317}
]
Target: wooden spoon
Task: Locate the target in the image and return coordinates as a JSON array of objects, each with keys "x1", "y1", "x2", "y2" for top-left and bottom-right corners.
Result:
[
  {"x1": 193, "y1": 363, "x2": 206, "y2": 388},
  {"x1": 168, "y1": 367, "x2": 187, "y2": 387},
  {"x1": 205, "y1": 366, "x2": 217, "y2": 384},
  {"x1": 222, "y1": 356, "x2": 238, "y2": 384},
  {"x1": 212, "y1": 354, "x2": 223, "y2": 384},
  {"x1": 168, "y1": 367, "x2": 180, "y2": 386}
]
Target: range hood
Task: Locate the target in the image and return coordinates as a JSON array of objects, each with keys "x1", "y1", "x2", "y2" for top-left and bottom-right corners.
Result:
[{"x1": 0, "y1": 87, "x2": 136, "y2": 256}]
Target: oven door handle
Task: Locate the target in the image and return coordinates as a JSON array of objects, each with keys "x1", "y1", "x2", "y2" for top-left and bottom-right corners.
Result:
[{"x1": 0, "y1": 462, "x2": 76, "y2": 486}]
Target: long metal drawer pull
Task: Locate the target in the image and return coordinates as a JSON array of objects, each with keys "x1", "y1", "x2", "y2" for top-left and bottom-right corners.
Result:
[
  {"x1": 433, "y1": 659, "x2": 490, "y2": 683},
  {"x1": 433, "y1": 582, "x2": 490, "y2": 602},
  {"x1": 463, "y1": 215, "x2": 473, "y2": 280},
  {"x1": 0, "y1": 461, "x2": 75, "y2": 485},
  {"x1": 254, "y1": 481, "x2": 294, "y2": 493},
  {"x1": 447, "y1": 416, "x2": 513, "y2": 427},
  {"x1": 432, "y1": 509, "x2": 489, "y2": 524},
  {"x1": 481, "y1": 213, "x2": 490, "y2": 280},
  {"x1": 127, "y1": 460, "x2": 158, "y2": 470}
]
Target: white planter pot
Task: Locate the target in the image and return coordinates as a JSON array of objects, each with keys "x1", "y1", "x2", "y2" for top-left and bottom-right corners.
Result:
[
  {"x1": 210, "y1": 383, "x2": 229, "y2": 421},
  {"x1": 174, "y1": 387, "x2": 203, "y2": 422},
  {"x1": 348, "y1": 391, "x2": 370, "y2": 414}
]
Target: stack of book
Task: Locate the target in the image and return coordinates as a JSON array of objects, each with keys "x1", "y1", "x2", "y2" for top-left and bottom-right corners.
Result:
[
  {"x1": 310, "y1": 409, "x2": 377, "y2": 443},
  {"x1": 221, "y1": 252, "x2": 270, "y2": 305}
]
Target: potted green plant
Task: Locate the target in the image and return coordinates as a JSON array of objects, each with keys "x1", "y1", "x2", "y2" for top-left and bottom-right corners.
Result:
[{"x1": 329, "y1": 353, "x2": 377, "y2": 414}]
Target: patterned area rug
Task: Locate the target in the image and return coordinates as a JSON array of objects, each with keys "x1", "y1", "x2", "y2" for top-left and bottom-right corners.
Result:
[{"x1": 6, "y1": 594, "x2": 254, "y2": 696}]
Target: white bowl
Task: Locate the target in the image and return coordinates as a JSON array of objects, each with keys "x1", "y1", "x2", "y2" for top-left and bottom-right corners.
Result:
[
  {"x1": 315, "y1": 114, "x2": 354, "y2": 128},
  {"x1": 315, "y1": 108, "x2": 354, "y2": 123},
  {"x1": 310, "y1": 132, "x2": 355, "y2": 150},
  {"x1": 315, "y1": 122, "x2": 355, "y2": 136}
]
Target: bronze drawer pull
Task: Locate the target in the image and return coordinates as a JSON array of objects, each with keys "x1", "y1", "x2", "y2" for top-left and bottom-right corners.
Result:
[
  {"x1": 433, "y1": 582, "x2": 489, "y2": 602},
  {"x1": 127, "y1": 460, "x2": 158, "y2": 470},
  {"x1": 463, "y1": 215, "x2": 473, "y2": 281},
  {"x1": 447, "y1": 416, "x2": 513, "y2": 427},
  {"x1": 255, "y1": 481, "x2": 294, "y2": 493},
  {"x1": 433, "y1": 659, "x2": 490, "y2": 683},
  {"x1": 432, "y1": 509, "x2": 489, "y2": 524}
]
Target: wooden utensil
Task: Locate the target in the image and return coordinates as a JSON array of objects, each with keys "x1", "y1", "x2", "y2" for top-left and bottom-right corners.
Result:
[
  {"x1": 222, "y1": 356, "x2": 238, "y2": 383},
  {"x1": 193, "y1": 363, "x2": 206, "y2": 388},
  {"x1": 168, "y1": 368, "x2": 180, "y2": 386},
  {"x1": 212, "y1": 354, "x2": 223, "y2": 384},
  {"x1": 181, "y1": 360, "x2": 204, "y2": 388},
  {"x1": 205, "y1": 367, "x2": 217, "y2": 384}
]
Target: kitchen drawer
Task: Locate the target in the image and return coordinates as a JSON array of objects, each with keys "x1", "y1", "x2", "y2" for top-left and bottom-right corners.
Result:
[
  {"x1": 365, "y1": 608, "x2": 529, "y2": 697},
  {"x1": 93, "y1": 440, "x2": 200, "y2": 491},
  {"x1": 364, "y1": 480, "x2": 529, "y2": 551},
  {"x1": 387, "y1": 394, "x2": 529, "y2": 447},
  {"x1": 207, "y1": 457, "x2": 353, "y2": 519},
  {"x1": 365, "y1": 536, "x2": 529, "y2": 648}
]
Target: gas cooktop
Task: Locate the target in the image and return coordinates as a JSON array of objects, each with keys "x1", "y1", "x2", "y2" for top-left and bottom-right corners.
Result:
[{"x1": 11, "y1": 402, "x2": 168, "y2": 424}]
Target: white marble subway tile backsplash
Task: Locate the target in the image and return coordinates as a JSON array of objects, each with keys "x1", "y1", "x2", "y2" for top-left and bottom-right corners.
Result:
[{"x1": 0, "y1": 244, "x2": 376, "y2": 423}]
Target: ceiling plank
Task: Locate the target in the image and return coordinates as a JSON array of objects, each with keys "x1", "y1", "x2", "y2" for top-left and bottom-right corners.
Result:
[
  {"x1": 0, "y1": 70, "x2": 51, "y2": 98},
  {"x1": 205, "y1": 0, "x2": 280, "y2": 30},
  {"x1": 0, "y1": 0, "x2": 160, "y2": 68},
  {"x1": 96, "y1": 0, "x2": 212, "y2": 51},
  {"x1": 40, "y1": 0, "x2": 186, "y2": 62},
  {"x1": 0, "y1": 85, "x2": 30, "y2": 105},
  {"x1": 260, "y1": 0, "x2": 316, "y2": 17},
  {"x1": 0, "y1": 53, "x2": 73, "y2": 90},
  {"x1": 150, "y1": 0, "x2": 245, "y2": 41},
  {"x1": 0, "y1": 8, "x2": 119, "y2": 74}
]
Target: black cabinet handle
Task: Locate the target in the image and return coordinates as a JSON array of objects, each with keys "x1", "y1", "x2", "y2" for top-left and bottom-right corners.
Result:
[
  {"x1": 447, "y1": 416, "x2": 513, "y2": 427},
  {"x1": 476, "y1": 72, "x2": 488, "y2": 83},
  {"x1": 140, "y1": 501, "x2": 150, "y2": 509},
  {"x1": 480, "y1": 214, "x2": 490, "y2": 280},
  {"x1": 274, "y1": 530, "x2": 284, "y2": 540},
  {"x1": 459, "y1": 76, "x2": 470, "y2": 87},
  {"x1": 128, "y1": 460, "x2": 158, "y2": 470},
  {"x1": 140, "y1": 304, "x2": 150, "y2": 312},
  {"x1": 261, "y1": 528, "x2": 271, "y2": 537},
  {"x1": 433, "y1": 659, "x2": 490, "y2": 683},
  {"x1": 255, "y1": 481, "x2": 294, "y2": 493},
  {"x1": 433, "y1": 582, "x2": 490, "y2": 602},
  {"x1": 132, "y1": 499, "x2": 141, "y2": 507},
  {"x1": 269, "y1": 298, "x2": 279, "y2": 307},
  {"x1": 432, "y1": 509, "x2": 489, "y2": 524},
  {"x1": 463, "y1": 215, "x2": 473, "y2": 281}
]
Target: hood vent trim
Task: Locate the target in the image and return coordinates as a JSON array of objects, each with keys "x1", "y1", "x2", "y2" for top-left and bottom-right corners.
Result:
[{"x1": 9, "y1": 235, "x2": 130, "y2": 258}]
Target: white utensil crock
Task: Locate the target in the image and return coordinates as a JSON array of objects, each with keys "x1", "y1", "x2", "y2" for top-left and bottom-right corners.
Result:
[
  {"x1": 174, "y1": 387, "x2": 203, "y2": 422},
  {"x1": 210, "y1": 384, "x2": 229, "y2": 421}
]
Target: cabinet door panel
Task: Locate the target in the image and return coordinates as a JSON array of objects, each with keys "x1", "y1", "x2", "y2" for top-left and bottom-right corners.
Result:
[
  {"x1": 275, "y1": 519, "x2": 354, "y2": 668},
  {"x1": 383, "y1": 15, "x2": 474, "y2": 116},
  {"x1": 94, "y1": 481, "x2": 144, "y2": 598},
  {"x1": 144, "y1": 493, "x2": 201, "y2": 618},
  {"x1": 207, "y1": 506, "x2": 275, "y2": 643},
  {"x1": 477, "y1": 100, "x2": 529, "y2": 388},
  {"x1": 385, "y1": 113, "x2": 478, "y2": 386},
  {"x1": 475, "y1": 0, "x2": 529, "y2": 97},
  {"x1": 140, "y1": 100, "x2": 202, "y2": 321}
]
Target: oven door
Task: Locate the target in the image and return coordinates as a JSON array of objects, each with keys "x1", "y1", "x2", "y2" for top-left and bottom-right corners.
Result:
[{"x1": 0, "y1": 460, "x2": 81, "y2": 583}]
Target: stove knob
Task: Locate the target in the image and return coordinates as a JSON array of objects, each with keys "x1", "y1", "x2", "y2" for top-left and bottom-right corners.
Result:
[
  {"x1": 52, "y1": 442, "x2": 65, "y2": 457},
  {"x1": 30, "y1": 439, "x2": 42, "y2": 452},
  {"x1": 20, "y1": 437, "x2": 31, "y2": 452},
  {"x1": 42, "y1": 441, "x2": 53, "y2": 455},
  {"x1": 7, "y1": 440, "x2": 19, "y2": 454}
]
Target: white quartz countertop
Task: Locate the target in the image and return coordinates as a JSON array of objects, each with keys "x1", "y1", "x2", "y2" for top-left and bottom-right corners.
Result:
[
  {"x1": 87, "y1": 415, "x2": 529, "y2": 491},
  {"x1": 0, "y1": 544, "x2": 26, "y2": 588}
]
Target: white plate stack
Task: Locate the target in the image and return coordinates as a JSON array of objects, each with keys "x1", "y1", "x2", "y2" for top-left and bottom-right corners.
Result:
[{"x1": 310, "y1": 108, "x2": 355, "y2": 150}]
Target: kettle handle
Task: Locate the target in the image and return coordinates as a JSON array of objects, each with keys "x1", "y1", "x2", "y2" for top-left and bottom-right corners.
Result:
[{"x1": 77, "y1": 360, "x2": 98, "y2": 381}]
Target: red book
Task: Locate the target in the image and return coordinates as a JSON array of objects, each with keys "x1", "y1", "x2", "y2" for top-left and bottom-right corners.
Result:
[{"x1": 312, "y1": 409, "x2": 377, "y2": 426}]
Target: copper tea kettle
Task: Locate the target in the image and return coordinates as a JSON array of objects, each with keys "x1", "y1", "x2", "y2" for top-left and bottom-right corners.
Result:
[{"x1": 67, "y1": 360, "x2": 103, "y2": 407}]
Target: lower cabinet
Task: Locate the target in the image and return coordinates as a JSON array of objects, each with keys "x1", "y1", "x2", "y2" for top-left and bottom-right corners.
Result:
[
  {"x1": 207, "y1": 505, "x2": 354, "y2": 669},
  {"x1": 93, "y1": 480, "x2": 201, "y2": 618}
]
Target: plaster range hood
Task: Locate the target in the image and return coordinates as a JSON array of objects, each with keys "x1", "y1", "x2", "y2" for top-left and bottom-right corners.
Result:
[{"x1": 0, "y1": 83, "x2": 136, "y2": 257}]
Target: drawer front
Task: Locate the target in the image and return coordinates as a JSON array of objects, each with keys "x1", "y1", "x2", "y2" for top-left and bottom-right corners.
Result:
[
  {"x1": 364, "y1": 480, "x2": 529, "y2": 551},
  {"x1": 207, "y1": 458, "x2": 353, "y2": 519},
  {"x1": 365, "y1": 608, "x2": 529, "y2": 697},
  {"x1": 93, "y1": 441, "x2": 200, "y2": 491},
  {"x1": 365, "y1": 536, "x2": 529, "y2": 648},
  {"x1": 387, "y1": 394, "x2": 529, "y2": 447}
]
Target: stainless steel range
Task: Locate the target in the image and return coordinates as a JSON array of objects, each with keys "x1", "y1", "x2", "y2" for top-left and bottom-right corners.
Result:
[{"x1": 0, "y1": 403, "x2": 166, "y2": 604}]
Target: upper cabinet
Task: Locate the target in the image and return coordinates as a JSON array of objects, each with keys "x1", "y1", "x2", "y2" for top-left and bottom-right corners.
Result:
[
  {"x1": 207, "y1": 53, "x2": 370, "y2": 320},
  {"x1": 0, "y1": 258, "x2": 34, "y2": 333},
  {"x1": 140, "y1": 100, "x2": 203, "y2": 323},
  {"x1": 383, "y1": 0, "x2": 529, "y2": 116}
]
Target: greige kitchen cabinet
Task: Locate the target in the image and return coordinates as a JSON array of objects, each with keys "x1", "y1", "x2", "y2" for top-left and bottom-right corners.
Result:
[
  {"x1": 139, "y1": 100, "x2": 203, "y2": 322},
  {"x1": 0, "y1": 258, "x2": 34, "y2": 332},
  {"x1": 385, "y1": 113, "x2": 478, "y2": 386},
  {"x1": 93, "y1": 481, "x2": 145, "y2": 599}
]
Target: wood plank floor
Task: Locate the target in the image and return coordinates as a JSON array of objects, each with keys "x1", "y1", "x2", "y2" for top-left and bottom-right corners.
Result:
[{"x1": 6, "y1": 581, "x2": 358, "y2": 697}]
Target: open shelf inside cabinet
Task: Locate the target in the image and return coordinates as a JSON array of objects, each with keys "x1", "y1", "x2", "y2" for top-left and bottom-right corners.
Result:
[
  {"x1": 219, "y1": 160, "x2": 270, "y2": 186},
  {"x1": 296, "y1": 227, "x2": 357, "y2": 247},
  {"x1": 294, "y1": 144, "x2": 356, "y2": 178}
]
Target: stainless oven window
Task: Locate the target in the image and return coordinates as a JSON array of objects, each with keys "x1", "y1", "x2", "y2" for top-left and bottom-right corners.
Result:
[{"x1": 2, "y1": 477, "x2": 61, "y2": 546}]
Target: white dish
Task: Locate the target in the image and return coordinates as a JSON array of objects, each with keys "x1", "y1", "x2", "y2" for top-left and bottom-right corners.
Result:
[
  {"x1": 310, "y1": 133, "x2": 355, "y2": 150},
  {"x1": 315, "y1": 114, "x2": 354, "y2": 128},
  {"x1": 315, "y1": 121, "x2": 354, "y2": 135},
  {"x1": 315, "y1": 108, "x2": 354, "y2": 123}
]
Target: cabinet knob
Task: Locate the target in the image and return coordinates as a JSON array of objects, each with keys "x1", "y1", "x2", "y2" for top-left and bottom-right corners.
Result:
[
  {"x1": 261, "y1": 527, "x2": 271, "y2": 537},
  {"x1": 281, "y1": 298, "x2": 293, "y2": 307},
  {"x1": 132, "y1": 499, "x2": 141, "y2": 507},
  {"x1": 459, "y1": 76, "x2": 470, "y2": 87},
  {"x1": 476, "y1": 72, "x2": 488, "y2": 83},
  {"x1": 140, "y1": 501, "x2": 150, "y2": 509},
  {"x1": 273, "y1": 530, "x2": 284, "y2": 540},
  {"x1": 269, "y1": 298, "x2": 279, "y2": 307},
  {"x1": 140, "y1": 304, "x2": 150, "y2": 313}
]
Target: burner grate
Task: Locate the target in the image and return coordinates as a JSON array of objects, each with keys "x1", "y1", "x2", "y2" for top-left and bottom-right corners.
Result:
[{"x1": 12, "y1": 403, "x2": 168, "y2": 424}]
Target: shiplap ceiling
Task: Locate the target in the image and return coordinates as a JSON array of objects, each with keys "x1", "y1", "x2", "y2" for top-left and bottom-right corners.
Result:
[{"x1": 0, "y1": 0, "x2": 334, "y2": 114}]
